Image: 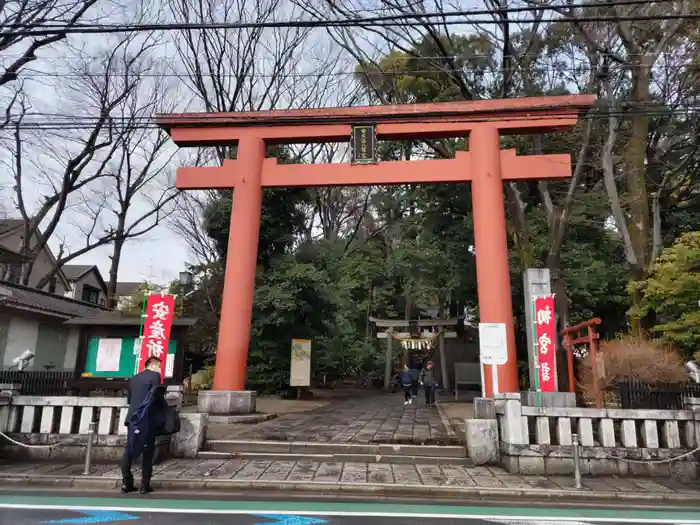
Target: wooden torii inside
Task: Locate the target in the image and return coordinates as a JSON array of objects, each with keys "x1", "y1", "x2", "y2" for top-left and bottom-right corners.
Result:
[
  {"x1": 371, "y1": 317, "x2": 459, "y2": 390},
  {"x1": 157, "y1": 94, "x2": 595, "y2": 405}
]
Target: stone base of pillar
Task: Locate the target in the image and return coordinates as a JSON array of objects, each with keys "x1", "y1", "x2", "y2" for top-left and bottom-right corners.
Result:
[
  {"x1": 198, "y1": 390, "x2": 257, "y2": 415},
  {"x1": 520, "y1": 391, "x2": 576, "y2": 408},
  {"x1": 465, "y1": 419, "x2": 499, "y2": 465},
  {"x1": 170, "y1": 413, "x2": 208, "y2": 458}
]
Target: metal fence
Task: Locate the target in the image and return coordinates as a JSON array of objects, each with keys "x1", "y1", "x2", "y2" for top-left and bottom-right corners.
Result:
[
  {"x1": 0, "y1": 370, "x2": 74, "y2": 396},
  {"x1": 617, "y1": 380, "x2": 700, "y2": 410}
]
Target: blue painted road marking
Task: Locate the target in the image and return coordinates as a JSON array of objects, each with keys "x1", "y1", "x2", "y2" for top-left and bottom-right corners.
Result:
[
  {"x1": 42, "y1": 509, "x2": 140, "y2": 524},
  {"x1": 254, "y1": 514, "x2": 328, "y2": 525}
]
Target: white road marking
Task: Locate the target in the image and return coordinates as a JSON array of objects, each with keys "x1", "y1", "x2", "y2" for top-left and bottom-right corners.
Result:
[
  {"x1": 488, "y1": 521, "x2": 700, "y2": 525},
  {"x1": 488, "y1": 520, "x2": 597, "y2": 525},
  {"x1": 0, "y1": 504, "x2": 699, "y2": 523}
]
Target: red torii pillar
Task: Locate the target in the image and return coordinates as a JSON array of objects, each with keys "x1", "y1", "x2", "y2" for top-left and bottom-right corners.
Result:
[{"x1": 157, "y1": 95, "x2": 594, "y2": 411}]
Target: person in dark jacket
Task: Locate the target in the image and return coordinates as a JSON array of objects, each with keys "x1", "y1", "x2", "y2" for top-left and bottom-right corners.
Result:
[
  {"x1": 409, "y1": 364, "x2": 420, "y2": 399},
  {"x1": 420, "y1": 361, "x2": 438, "y2": 406},
  {"x1": 121, "y1": 356, "x2": 167, "y2": 494},
  {"x1": 399, "y1": 365, "x2": 414, "y2": 405}
]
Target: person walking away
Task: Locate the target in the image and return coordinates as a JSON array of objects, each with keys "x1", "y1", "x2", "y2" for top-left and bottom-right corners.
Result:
[
  {"x1": 420, "y1": 361, "x2": 438, "y2": 406},
  {"x1": 121, "y1": 356, "x2": 167, "y2": 494},
  {"x1": 399, "y1": 365, "x2": 414, "y2": 405},
  {"x1": 409, "y1": 363, "x2": 420, "y2": 399}
]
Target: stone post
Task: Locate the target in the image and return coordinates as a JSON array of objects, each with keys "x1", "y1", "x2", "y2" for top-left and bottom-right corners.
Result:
[
  {"x1": 0, "y1": 397, "x2": 11, "y2": 433},
  {"x1": 496, "y1": 393, "x2": 526, "y2": 445},
  {"x1": 523, "y1": 268, "x2": 551, "y2": 389},
  {"x1": 493, "y1": 393, "x2": 526, "y2": 473},
  {"x1": 166, "y1": 385, "x2": 184, "y2": 409},
  {"x1": 384, "y1": 329, "x2": 393, "y2": 390},
  {"x1": 0, "y1": 384, "x2": 18, "y2": 434},
  {"x1": 685, "y1": 397, "x2": 700, "y2": 447},
  {"x1": 474, "y1": 397, "x2": 497, "y2": 419},
  {"x1": 465, "y1": 418, "x2": 499, "y2": 465},
  {"x1": 0, "y1": 383, "x2": 19, "y2": 396},
  {"x1": 467, "y1": 396, "x2": 500, "y2": 465},
  {"x1": 438, "y1": 327, "x2": 450, "y2": 391},
  {"x1": 170, "y1": 413, "x2": 208, "y2": 458}
]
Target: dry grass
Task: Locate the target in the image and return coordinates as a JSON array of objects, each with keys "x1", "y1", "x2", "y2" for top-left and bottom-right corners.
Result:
[{"x1": 578, "y1": 336, "x2": 686, "y2": 402}]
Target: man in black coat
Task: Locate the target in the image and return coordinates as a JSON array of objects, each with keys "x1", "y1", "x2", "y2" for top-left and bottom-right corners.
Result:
[{"x1": 121, "y1": 356, "x2": 166, "y2": 494}]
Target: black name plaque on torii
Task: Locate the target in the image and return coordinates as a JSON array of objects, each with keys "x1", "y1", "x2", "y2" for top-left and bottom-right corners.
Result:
[{"x1": 351, "y1": 125, "x2": 377, "y2": 164}]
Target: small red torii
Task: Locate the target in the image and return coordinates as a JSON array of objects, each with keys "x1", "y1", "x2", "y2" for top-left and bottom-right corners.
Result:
[{"x1": 157, "y1": 95, "x2": 595, "y2": 404}]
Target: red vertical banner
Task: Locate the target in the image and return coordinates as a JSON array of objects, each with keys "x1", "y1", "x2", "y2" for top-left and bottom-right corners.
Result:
[
  {"x1": 138, "y1": 294, "x2": 176, "y2": 382},
  {"x1": 534, "y1": 296, "x2": 557, "y2": 392}
]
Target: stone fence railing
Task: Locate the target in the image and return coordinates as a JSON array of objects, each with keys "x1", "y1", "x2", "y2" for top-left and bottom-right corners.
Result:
[
  {"x1": 489, "y1": 393, "x2": 700, "y2": 479},
  {"x1": 6, "y1": 396, "x2": 130, "y2": 437},
  {"x1": 2, "y1": 390, "x2": 183, "y2": 437},
  {"x1": 0, "y1": 384, "x2": 205, "y2": 461}
]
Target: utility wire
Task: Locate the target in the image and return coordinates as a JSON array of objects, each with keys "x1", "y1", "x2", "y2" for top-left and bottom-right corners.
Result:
[
  {"x1": 2, "y1": 14, "x2": 696, "y2": 37},
  {"x1": 0, "y1": 1, "x2": 692, "y2": 37},
  {"x1": 0, "y1": 52, "x2": 681, "y2": 61},
  {"x1": 15, "y1": 99, "x2": 700, "y2": 120},
  {"x1": 5, "y1": 106, "x2": 699, "y2": 131},
  {"x1": 2, "y1": 0, "x2": 669, "y2": 30},
  {"x1": 9, "y1": 63, "x2": 691, "y2": 79},
  {"x1": 5, "y1": 48, "x2": 691, "y2": 80}
]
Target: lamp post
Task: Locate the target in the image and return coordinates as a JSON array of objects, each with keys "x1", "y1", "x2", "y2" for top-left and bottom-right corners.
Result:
[{"x1": 179, "y1": 271, "x2": 194, "y2": 290}]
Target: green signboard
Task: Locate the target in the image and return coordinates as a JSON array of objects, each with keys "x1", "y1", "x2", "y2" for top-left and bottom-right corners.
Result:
[{"x1": 82, "y1": 336, "x2": 177, "y2": 379}]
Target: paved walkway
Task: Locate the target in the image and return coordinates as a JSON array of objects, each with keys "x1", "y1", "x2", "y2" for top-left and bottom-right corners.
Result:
[
  {"x1": 1, "y1": 458, "x2": 699, "y2": 502},
  {"x1": 207, "y1": 393, "x2": 460, "y2": 445}
]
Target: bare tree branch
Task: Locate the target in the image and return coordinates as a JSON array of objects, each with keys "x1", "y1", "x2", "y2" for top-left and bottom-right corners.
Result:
[
  {"x1": 0, "y1": 0, "x2": 100, "y2": 87},
  {"x1": 34, "y1": 55, "x2": 182, "y2": 299},
  {"x1": 5, "y1": 31, "x2": 161, "y2": 288}
]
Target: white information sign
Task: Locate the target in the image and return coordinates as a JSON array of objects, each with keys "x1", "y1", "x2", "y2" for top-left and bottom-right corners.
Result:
[
  {"x1": 165, "y1": 353, "x2": 175, "y2": 378},
  {"x1": 478, "y1": 322, "x2": 508, "y2": 397},
  {"x1": 290, "y1": 339, "x2": 312, "y2": 387},
  {"x1": 96, "y1": 338, "x2": 122, "y2": 372},
  {"x1": 133, "y1": 337, "x2": 143, "y2": 375},
  {"x1": 479, "y1": 323, "x2": 508, "y2": 365}
]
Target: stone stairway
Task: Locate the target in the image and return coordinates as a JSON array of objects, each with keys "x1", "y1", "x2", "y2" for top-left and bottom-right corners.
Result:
[
  {"x1": 199, "y1": 393, "x2": 469, "y2": 465},
  {"x1": 198, "y1": 439, "x2": 472, "y2": 466}
]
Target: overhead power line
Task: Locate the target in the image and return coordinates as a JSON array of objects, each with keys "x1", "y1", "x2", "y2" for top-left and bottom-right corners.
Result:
[
  {"x1": 5, "y1": 106, "x2": 700, "y2": 132},
  {"x1": 10, "y1": 61, "x2": 692, "y2": 80},
  {"x1": 5, "y1": 0, "x2": 665, "y2": 30},
  {"x1": 0, "y1": 52, "x2": 678, "y2": 61},
  {"x1": 0, "y1": 0, "x2": 693, "y2": 38}
]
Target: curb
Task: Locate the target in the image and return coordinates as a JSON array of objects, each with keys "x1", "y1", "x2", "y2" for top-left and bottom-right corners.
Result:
[
  {"x1": 207, "y1": 413, "x2": 278, "y2": 424},
  {"x1": 435, "y1": 402, "x2": 459, "y2": 443},
  {"x1": 0, "y1": 473, "x2": 697, "y2": 504}
]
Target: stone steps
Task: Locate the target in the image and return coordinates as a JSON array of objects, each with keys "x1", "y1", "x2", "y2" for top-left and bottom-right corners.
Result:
[{"x1": 199, "y1": 439, "x2": 472, "y2": 466}]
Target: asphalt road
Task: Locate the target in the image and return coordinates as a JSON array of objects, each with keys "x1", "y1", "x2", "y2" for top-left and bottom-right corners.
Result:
[
  {"x1": 0, "y1": 508, "x2": 543, "y2": 524},
  {"x1": 1, "y1": 491, "x2": 699, "y2": 525}
]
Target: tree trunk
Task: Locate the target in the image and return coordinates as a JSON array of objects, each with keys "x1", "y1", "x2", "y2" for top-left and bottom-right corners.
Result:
[
  {"x1": 107, "y1": 217, "x2": 128, "y2": 309},
  {"x1": 626, "y1": 62, "x2": 653, "y2": 274},
  {"x1": 20, "y1": 259, "x2": 34, "y2": 286},
  {"x1": 545, "y1": 251, "x2": 571, "y2": 329},
  {"x1": 625, "y1": 63, "x2": 654, "y2": 335}
]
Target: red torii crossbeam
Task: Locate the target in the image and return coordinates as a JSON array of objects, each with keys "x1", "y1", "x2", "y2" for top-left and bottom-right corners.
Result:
[
  {"x1": 175, "y1": 150, "x2": 571, "y2": 189},
  {"x1": 157, "y1": 95, "x2": 595, "y2": 403}
]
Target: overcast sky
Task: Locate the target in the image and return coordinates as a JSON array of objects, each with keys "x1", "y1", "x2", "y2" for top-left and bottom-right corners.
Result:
[
  {"x1": 0, "y1": 4, "x2": 197, "y2": 285},
  {"x1": 0, "y1": 0, "x2": 488, "y2": 286}
]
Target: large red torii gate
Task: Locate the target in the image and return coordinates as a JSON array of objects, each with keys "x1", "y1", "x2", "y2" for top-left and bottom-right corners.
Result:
[{"x1": 157, "y1": 95, "x2": 595, "y2": 412}]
